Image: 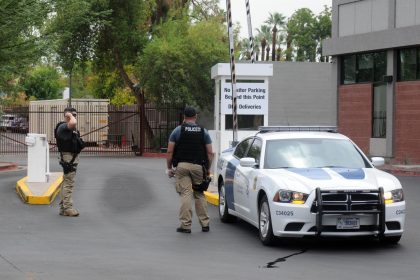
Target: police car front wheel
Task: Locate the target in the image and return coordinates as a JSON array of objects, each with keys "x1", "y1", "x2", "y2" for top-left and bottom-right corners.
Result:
[
  {"x1": 219, "y1": 181, "x2": 235, "y2": 223},
  {"x1": 259, "y1": 195, "x2": 275, "y2": 246}
]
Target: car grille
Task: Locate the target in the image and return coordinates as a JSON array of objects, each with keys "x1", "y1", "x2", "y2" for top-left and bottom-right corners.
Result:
[
  {"x1": 312, "y1": 188, "x2": 386, "y2": 235},
  {"x1": 311, "y1": 191, "x2": 381, "y2": 214},
  {"x1": 308, "y1": 225, "x2": 378, "y2": 232}
]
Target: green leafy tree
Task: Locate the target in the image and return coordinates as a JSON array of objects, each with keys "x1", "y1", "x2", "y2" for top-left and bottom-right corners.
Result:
[
  {"x1": 315, "y1": 6, "x2": 332, "y2": 62},
  {"x1": 111, "y1": 88, "x2": 137, "y2": 106},
  {"x1": 138, "y1": 17, "x2": 228, "y2": 109},
  {"x1": 21, "y1": 65, "x2": 64, "y2": 100},
  {"x1": 0, "y1": 0, "x2": 51, "y2": 93},
  {"x1": 0, "y1": 91, "x2": 30, "y2": 106},
  {"x1": 68, "y1": 64, "x2": 95, "y2": 98},
  {"x1": 49, "y1": 0, "x2": 229, "y2": 108},
  {"x1": 87, "y1": 69, "x2": 124, "y2": 100},
  {"x1": 189, "y1": 0, "x2": 225, "y2": 22},
  {"x1": 287, "y1": 8, "x2": 317, "y2": 62},
  {"x1": 48, "y1": 0, "x2": 151, "y2": 104}
]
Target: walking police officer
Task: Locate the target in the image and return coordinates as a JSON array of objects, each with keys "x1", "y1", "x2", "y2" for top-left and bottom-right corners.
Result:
[
  {"x1": 166, "y1": 107, "x2": 213, "y2": 233},
  {"x1": 55, "y1": 107, "x2": 84, "y2": 217}
]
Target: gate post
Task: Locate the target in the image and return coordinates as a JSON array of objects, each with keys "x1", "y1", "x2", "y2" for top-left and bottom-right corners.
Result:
[{"x1": 139, "y1": 93, "x2": 145, "y2": 156}]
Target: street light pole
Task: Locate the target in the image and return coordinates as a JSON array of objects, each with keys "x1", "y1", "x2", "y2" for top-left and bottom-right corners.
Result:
[{"x1": 69, "y1": 70, "x2": 72, "y2": 107}]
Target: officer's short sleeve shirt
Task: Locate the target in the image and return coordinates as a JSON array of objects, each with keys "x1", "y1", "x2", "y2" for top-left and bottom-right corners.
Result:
[{"x1": 56, "y1": 123, "x2": 73, "y2": 141}]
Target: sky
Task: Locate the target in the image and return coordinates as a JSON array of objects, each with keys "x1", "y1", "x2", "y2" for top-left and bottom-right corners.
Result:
[{"x1": 220, "y1": 0, "x2": 332, "y2": 38}]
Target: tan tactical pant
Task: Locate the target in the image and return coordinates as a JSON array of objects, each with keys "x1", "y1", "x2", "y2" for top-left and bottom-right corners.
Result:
[
  {"x1": 175, "y1": 162, "x2": 210, "y2": 229},
  {"x1": 59, "y1": 153, "x2": 79, "y2": 210}
]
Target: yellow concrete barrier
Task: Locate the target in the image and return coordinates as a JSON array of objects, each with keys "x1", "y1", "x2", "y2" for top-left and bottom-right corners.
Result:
[{"x1": 16, "y1": 172, "x2": 63, "y2": 205}]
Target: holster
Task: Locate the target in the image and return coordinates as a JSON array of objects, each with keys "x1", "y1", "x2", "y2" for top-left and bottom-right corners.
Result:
[
  {"x1": 60, "y1": 160, "x2": 78, "y2": 174},
  {"x1": 192, "y1": 165, "x2": 211, "y2": 192}
]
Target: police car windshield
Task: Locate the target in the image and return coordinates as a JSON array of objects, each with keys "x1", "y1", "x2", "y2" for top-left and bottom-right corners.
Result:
[{"x1": 264, "y1": 138, "x2": 370, "y2": 169}]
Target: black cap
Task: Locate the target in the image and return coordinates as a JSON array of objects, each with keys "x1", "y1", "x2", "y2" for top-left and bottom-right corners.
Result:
[
  {"x1": 64, "y1": 107, "x2": 77, "y2": 114},
  {"x1": 184, "y1": 106, "x2": 197, "y2": 118}
]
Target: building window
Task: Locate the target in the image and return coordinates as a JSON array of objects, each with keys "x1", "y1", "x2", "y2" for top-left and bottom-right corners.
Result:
[
  {"x1": 372, "y1": 84, "x2": 387, "y2": 138},
  {"x1": 373, "y1": 52, "x2": 387, "y2": 82},
  {"x1": 418, "y1": 50, "x2": 420, "y2": 79},
  {"x1": 357, "y1": 54, "x2": 373, "y2": 83},
  {"x1": 342, "y1": 55, "x2": 356, "y2": 84},
  {"x1": 341, "y1": 51, "x2": 387, "y2": 84},
  {"x1": 225, "y1": 115, "x2": 264, "y2": 130},
  {"x1": 398, "y1": 48, "x2": 418, "y2": 81}
]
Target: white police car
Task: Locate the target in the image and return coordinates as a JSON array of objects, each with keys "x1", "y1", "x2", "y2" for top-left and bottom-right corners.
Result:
[{"x1": 217, "y1": 127, "x2": 406, "y2": 245}]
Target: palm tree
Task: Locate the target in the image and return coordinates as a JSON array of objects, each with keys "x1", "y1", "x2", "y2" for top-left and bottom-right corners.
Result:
[
  {"x1": 261, "y1": 38, "x2": 267, "y2": 61},
  {"x1": 265, "y1": 12, "x2": 286, "y2": 61},
  {"x1": 239, "y1": 38, "x2": 251, "y2": 61},
  {"x1": 275, "y1": 32, "x2": 286, "y2": 61},
  {"x1": 285, "y1": 28, "x2": 293, "y2": 61},
  {"x1": 253, "y1": 32, "x2": 264, "y2": 61},
  {"x1": 255, "y1": 25, "x2": 271, "y2": 61}
]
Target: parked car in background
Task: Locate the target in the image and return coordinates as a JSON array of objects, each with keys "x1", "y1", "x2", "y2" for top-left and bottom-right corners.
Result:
[
  {"x1": 0, "y1": 115, "x2": 29, "y2": 133},
  {"x1": 217, "y1": 126, "x2": 405, "y2": 246},
  {"x1": 0, "y1": 114, "x2": 17, "y2": 131},
  {"x1": 11, "y1": 117, "x2": 29, "y2": 133}
]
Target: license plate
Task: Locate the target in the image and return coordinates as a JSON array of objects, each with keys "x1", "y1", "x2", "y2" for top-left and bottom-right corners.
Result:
[{"x1": 337, "y1": 217, "x2": 360, "y2": 229}]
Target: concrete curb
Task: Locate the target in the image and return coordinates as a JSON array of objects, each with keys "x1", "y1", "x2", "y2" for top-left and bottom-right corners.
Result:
[
  {"x1": 0, "y1": 162, "x2": 17, "y2": 172},
  {"x1": 204, "y1": 191, "x2": 219, "y2": 206},
  {"x1": 142, "y1": 153, "x2": 167, "y2": 158},
  {"x1": 16, "y1": 173, "x2": 63, "y2": 205}
]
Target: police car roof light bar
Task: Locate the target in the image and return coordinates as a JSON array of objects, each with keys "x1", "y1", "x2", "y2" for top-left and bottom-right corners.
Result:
[{"x1": 258, "y1": 126, "x2": 338, "y2": 133}]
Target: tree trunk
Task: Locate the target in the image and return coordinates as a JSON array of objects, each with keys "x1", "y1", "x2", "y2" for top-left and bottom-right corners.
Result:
[
  {"x1": 261, "y1": 38, "x2": 266, "y2": 62},
  {"x1": 113, "y1": 47, "x2": 152, "y2": 155},
  {"x1": 286, "y1": 33, "x2": 292, "y2": 61},
  {"x1": 265, "y1": 46, "x2": 270, "y2": 62},
  {"x1": 276, "y1": 48, "x2": 282, "y2": 61},
  {"x1": 156, "y1": 0, "x2": 163, "y2": 23},
  {"x1": 271, "y1": 26, "x2": 277, "y2": 61}
]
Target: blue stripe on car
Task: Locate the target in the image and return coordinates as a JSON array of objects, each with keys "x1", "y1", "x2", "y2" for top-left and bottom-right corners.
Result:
[
  {"x1": 224, "y1": 160, "x2": 238, "y2": 211},
  {"x1": 331, "y1": 168, "x2": 365, "y2": 179},
  {"x1": 287, "y1": 168, "x2": 331, "y2": 180}
]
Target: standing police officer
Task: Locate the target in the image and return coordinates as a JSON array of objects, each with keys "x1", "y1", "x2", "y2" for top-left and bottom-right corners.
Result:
[
  {"x1": 166, "y1": 107, "x2": 213, "y2": 233},
  {"x1": 55, "y1": 107, "x2": 84, "y2": 217}
]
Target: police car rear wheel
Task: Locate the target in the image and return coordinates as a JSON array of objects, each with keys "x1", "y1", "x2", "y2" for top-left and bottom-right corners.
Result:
[
  {"x1": 259, "y1": 196, "x2": 275, "y2": 246},
  {"x1": 219, "y1": 181, "x2": 235, "y2": 223}
]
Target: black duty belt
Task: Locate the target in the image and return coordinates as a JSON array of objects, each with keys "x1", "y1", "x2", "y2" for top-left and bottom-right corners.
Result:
[{"x1": 178, "y1": 160, "x2": 203, "y2": 165}]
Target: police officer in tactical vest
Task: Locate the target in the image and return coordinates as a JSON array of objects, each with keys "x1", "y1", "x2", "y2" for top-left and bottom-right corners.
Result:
[
  {"x1": 55, "y1": 107, "x2": 84, "y2": 217},
  {"x1": 166, "y1": 107, "x2": 213, "y2": 233}
]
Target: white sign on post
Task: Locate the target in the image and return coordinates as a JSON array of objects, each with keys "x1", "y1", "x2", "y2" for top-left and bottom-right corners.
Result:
[{"x1": 221, "y1": 80, "x2": 268, "y2": 115}]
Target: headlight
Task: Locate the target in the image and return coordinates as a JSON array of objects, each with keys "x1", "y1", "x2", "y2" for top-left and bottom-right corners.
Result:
[
  {"x1": 273, "y1": 190, "x2": 308, "y2": 204},
  {"x1": 383, "y1": 189, "x2": 404, "y2": 204}
]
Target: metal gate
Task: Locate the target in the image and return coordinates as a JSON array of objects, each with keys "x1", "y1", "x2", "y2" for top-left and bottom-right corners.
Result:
[{"x1": 0, "y1": 104, "x2": 182, "y2": 155}]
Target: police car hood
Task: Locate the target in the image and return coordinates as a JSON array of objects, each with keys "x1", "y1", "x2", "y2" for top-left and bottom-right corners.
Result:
[{"x1": 259, "y1": 167, "x2": 401, "y2": 194}]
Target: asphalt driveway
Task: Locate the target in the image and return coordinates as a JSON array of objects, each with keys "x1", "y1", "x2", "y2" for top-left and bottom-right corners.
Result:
[{"x1": 1, "y1": 155, "x2": 419, "y2": 280}]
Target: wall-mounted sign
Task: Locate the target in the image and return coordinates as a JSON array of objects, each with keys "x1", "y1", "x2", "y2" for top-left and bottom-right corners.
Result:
[{"x1": 221, "y1": 80, "x2": 268, "y2": 115}]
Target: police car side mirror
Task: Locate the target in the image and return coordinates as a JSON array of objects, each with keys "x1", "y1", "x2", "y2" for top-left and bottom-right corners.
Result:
[
  {"x1": 371, "y1": 157, "x2": 385, "y2": 167},
  {"x1": 240, "y1": 157, "x2": 256, "y2": 168}
]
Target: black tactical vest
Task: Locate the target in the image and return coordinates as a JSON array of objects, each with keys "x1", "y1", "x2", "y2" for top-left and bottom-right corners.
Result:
[
  {"x1": 173, "y1": 123, "x2": 207, "y2": 166},
  {"x1": 55, "y1": 122, "x2": 85, "y2": 154}
]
